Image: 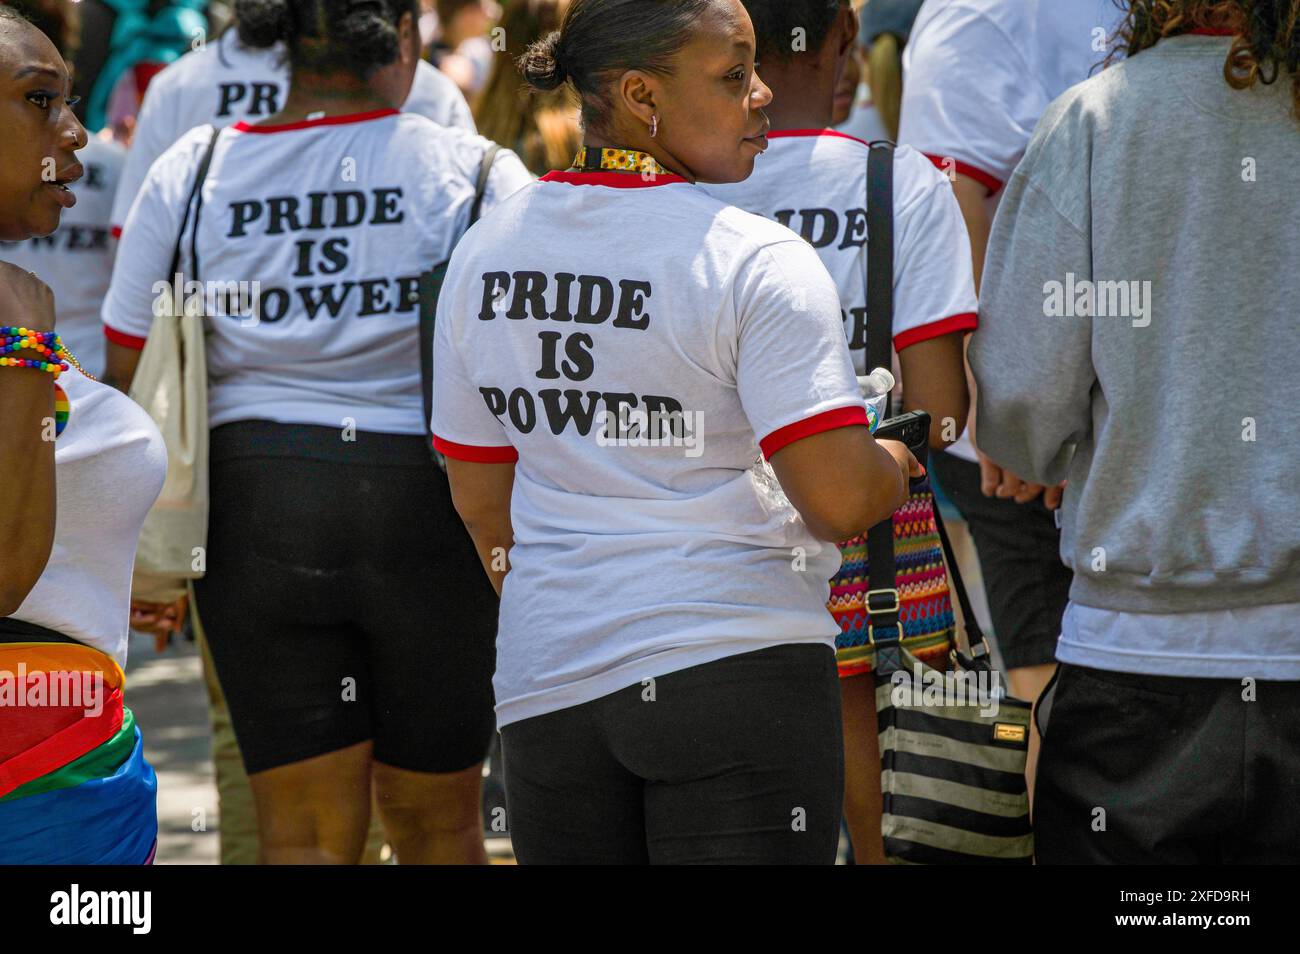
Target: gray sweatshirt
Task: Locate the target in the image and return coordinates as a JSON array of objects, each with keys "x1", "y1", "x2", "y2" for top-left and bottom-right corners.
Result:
[{"x1": 969, "y1": 34, "x2": 1300, "y2": 617}]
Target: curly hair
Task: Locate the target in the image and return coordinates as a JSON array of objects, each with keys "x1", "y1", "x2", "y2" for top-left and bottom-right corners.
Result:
[
  {"x1": 1112, "y1": 1, "x2": 1300, "y2": 119},
  {"x1": 236, "y1": 0, "x2": 416, "y2": 79}
]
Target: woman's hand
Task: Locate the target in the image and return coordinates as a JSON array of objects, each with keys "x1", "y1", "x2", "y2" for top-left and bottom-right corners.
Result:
[
  {"x1": 131, "y1": 594, "x2": 189, "y2": 652},
  {"x1": 877, "y1": 438, "x2": 925, "y2": 485}
]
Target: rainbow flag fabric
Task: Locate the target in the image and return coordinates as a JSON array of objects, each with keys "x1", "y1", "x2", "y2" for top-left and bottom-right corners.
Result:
[{"x1": 0, "y1": 640, "x2": 157, "y2": 864}]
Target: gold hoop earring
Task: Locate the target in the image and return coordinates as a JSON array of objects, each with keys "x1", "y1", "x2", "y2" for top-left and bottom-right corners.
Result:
[{"x1": 649, "y1": 114, "x2": 659, "y2": 138}]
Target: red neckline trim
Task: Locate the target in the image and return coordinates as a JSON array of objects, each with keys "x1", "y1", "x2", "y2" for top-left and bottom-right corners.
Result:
[
  {"x1": 1186, "y1": 27, "x2": 1236, "y2": 36},
  {"x1": 231, "y1": 108, "x2": 400, "y2": 134},
  {"x1": 768, "y1": 128, "x2": 873, "y2": 148},
  {"x1": 540, "y1": 170, "x2": 689, "y2": 188}
]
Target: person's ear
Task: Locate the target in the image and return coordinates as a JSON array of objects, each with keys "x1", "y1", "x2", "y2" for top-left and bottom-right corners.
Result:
[
  {"x1": 619, "y1": 70, "x2": 658, "y2": 128},
  {"x1": 838, "y1": 5, "x2": 859, "y2": 59}
]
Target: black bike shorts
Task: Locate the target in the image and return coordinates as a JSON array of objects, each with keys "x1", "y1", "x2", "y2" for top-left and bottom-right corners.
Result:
[{"x1": 193, "y1": 420, "x2": 499, "y2": 776}]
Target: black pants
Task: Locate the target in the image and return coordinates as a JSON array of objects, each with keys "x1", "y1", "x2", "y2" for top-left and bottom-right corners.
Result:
[
  {"x1": 194, "y1": 421, "x2": 499, "y2": 776},
  {"x1": 1034, "y1": 663, "x2": 1300, "y2": 863},
  {"x1": 500, "y1": 643, "x2": 844, "y2": 864},
  {"x1": 930, "y1": 450, "x2": 1070, "y2": 669}
]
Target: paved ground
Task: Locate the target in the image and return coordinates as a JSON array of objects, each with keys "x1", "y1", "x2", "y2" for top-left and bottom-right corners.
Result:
[{"x1": 124, "y1": 632, "x2": 220, "y2": 865}]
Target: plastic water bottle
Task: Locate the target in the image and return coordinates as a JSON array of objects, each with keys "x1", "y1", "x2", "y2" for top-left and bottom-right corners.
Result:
[{"x1": 857, "y1": 367, "x2": 895, "y2": 433}]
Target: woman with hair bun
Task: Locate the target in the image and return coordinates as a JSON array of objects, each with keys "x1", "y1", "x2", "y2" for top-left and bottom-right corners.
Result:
[
  {"x1": 432, "y1": 0, "x2": 921, "y2": 864},
  {"x1": 102, "y1": 0, "x2": 532, "y2": 864}
]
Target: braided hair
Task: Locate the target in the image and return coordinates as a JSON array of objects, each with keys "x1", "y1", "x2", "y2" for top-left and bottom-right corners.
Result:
[{"x1": 236, "y1": 0, "x2": 417, "y2": 79}]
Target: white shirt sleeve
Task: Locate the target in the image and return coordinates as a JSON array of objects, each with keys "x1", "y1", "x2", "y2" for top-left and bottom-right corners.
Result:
[
  {"x1": 891, "y1": 148, "x2": 980, "y2": 349},
  {"x1": 430, "y1": 255, "x2": 518, "y2": 461},
  {"x1": 405, "y1": 60, "x2": 478, "y2": 132},
  {"x1": 898, "y1": 4, "x2": 1046, "y2": 195},
  {"x1": 731, "y1": 240, "x2": 868, "y2": 458},
  {"x1": 110, "y1": 74, "x2": 184, "y2": 234},
  {"x1": 480, "y1": 148, "x2": 534, "y2": 211},
  {"x1": 102, "y1": 127, "x2": 210, "y2": 348}
]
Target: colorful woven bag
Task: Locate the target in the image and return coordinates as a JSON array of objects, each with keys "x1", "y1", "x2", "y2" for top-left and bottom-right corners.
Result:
[{"x1": 832, "y1": 480, "x2": 955, "y2": 677}]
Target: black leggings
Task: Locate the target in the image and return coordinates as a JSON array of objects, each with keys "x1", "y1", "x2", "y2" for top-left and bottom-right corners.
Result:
[
  {"x1": 193, "y1": 421, "x2": 499, "y2": 776},
  {"x1": 500, "y1": 643, "x2": 844, "y2": 864}
]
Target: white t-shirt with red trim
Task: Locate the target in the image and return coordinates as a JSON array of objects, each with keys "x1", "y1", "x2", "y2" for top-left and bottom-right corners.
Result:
[
  {"x1": 897, "y1": 0, "x2": 1120, "y2": 460},
  {"x1": 898, "y1": 0, "x2": 1119, "y2": 202},
  {"x1": 701, "y1": 130, "x2": 977, "y2": 380},
  {"x1": 431, "y1": 169, "x2": 869, "y2": 727},
  {"x1": 110, "y1": 29, "x2": 476, "y2": 236},
  {"x1": 102, "y1": 109, "x2": 531, "y2": 435}
]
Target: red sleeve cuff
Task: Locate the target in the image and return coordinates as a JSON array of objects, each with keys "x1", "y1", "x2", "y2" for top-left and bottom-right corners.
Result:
[
  {"x1": 922, "y1": 154, "x2": 1003, "y2": 197},
  {"x1": 103, "y1": 325, "x2": 147, "y2": 350},
  {"x1": 433, "y1": 435, "x2": 519, "y2": 463},
  {"x1": 759, "y1": 405, "x2": 869, "y2": 460},
  {"x1": 894, "y1": 312, "x2": 978, "y2": 351}
]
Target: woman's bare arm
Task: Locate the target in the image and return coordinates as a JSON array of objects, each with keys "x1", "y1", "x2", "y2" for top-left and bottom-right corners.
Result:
[
  {"x1": 102, "y1": 340, "x2": 143, "y2": 393},
  {"x1": 0, "y1": 263, "x2": 58, "y2": 615},
  {"x1": 899, "y1": 333, "x2": 971, "y2": 450},
  {"x1": 443, "y1": 458, "x2": 516, "y2": 596},
  {"x1": 769, "y1": 427, "x2": 919, "y2": 542}
]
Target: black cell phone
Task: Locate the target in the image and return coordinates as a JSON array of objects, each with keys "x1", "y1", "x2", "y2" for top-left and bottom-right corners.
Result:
[{"x1": 875, "y1": 410, "x2": 931, "y2": 471}]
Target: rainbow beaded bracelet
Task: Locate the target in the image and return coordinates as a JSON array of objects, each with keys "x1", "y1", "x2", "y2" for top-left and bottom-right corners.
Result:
[{"x1": 0, "y1": 326, "x2": 73, "y2": 378}]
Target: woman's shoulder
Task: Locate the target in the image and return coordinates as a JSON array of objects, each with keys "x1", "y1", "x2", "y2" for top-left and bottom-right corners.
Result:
[
  {"x1": 675, "y1": 185, "x2": 803, "y2": 248},
  {"x1": 134, "y1": 123, "x2": 221, "y2": 205},
  {"x1": 390, "y1": 115, "x2": 529, "y2": 184},
  {"x1": 152, "y1": 123, "x2": 221, "y2": 169}
]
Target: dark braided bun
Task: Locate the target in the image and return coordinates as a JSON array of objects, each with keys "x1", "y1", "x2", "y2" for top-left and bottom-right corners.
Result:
[
  {"x1": 236, "y1": 0, "x2": 411, "y2": 77},
  {"x1": 331, "y1": 0, "x2": 400, "y2": 75},
  {"x1": 236, "y1": 0, "x2": 293, "y2": 48},
  {"x1": 519, "y1": 29, "x2": 568, "y2": 92}
]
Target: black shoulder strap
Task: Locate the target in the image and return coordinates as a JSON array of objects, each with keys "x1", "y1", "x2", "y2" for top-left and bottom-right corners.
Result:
[
  {"x1": 931, "y1": 503, "x2": 990, "y2": 659},
  {"x1": 864, "y1": 141, "x2": 895, "y2": 413},
  {"x1": 419, "y1": 143, "x2": 503, "y2": 452},
  {"x1": 168, "y1": 125, "x2": 221, "y2": 294},
  {"x1": 469, "y1": 143, "x2": 502, "y2": 227},
  {"x1": 861, "y1": 140, "x2": 988, "y2": 662},
  {"x1": 863, "y1": 142, "x2": 902, "y2": 648}
]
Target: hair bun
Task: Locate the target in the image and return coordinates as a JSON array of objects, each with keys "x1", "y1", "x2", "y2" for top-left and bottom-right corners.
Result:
[
  {"x1": 336, "y1": 0, "x2": 399, "y2": 74},
  {"x1": 236, "y1": 0, "x2": 293, "y2": 48},
  {"x1": 519, "y1": 29, "x2": 568, "y2": 92}
]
